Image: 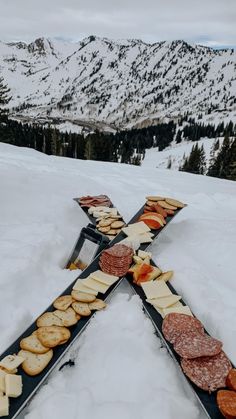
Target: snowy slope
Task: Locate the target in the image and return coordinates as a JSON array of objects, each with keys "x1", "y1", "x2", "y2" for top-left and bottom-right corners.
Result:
[
  {"x1": 142, "y1": 137, "x2": 224, "y2": 171},
  {"x1": 1, "y1": 143, "x2": 236, "y2": 418},
  {"x1": 0, "y1": 36, "x2": 236, "y2": 130}
]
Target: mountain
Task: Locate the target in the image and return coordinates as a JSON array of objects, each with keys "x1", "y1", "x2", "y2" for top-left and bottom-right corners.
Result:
[{"x1": 0, "y1": 36, "x2": 236, "y2": 130}]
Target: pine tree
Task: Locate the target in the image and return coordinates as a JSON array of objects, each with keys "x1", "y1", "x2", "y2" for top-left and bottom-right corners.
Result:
[
  {"x1": 0, "y1": 77, "x2": 11, "y2": 122},
  {"x1": 207, "y1": 136, "x2": 231, "y2": 178}
]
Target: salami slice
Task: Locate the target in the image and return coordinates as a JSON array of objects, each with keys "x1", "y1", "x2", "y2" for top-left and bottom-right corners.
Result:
[
  {"x1": 181, "y1": 351, "x2": 232, "y2": 392},
  {"x1": 226, "y1": 369, "x2": 236, "y2": 392},
  {"x1": 174, "y1": 331, "x2": 222, "y2": 359},
  {"x1": 79, "y1": 195, "x2": 112, "y2": 208},
  {"x1": 102, "y1": 244, "x2": 133, "y2": 258},
  {"x1": 162, "y1": 313, "x2": 204, "y2": 344},
  {"x1": 217, "y1": 389, "x2": 236, "y2": 419}
]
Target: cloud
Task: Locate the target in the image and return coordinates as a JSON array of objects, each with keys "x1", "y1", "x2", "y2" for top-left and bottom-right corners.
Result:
[{"x1": 0, "y1": 0, "x2": 235, "y2": 47}]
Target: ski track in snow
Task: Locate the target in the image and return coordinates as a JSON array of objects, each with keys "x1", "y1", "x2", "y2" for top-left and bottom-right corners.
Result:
[{"x1": 0, "y1": 142, "x2": 236, "y2": 419}]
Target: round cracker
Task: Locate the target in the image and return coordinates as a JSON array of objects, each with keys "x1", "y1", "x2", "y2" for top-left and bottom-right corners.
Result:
[
  {"x1": 37, "y1": 327, "x2": 63, "y2": 348},
  {"x1": 146, "y1": 196, "x2": 165, "y2": 202},
  {"x1": 165, "y1": 198, "x2": 186, "y2": 208},
  {"x1": 107, "y1": 229, "x2": 118, "y2": 235},
  {"x1": 110, "y1": 221, "x2": 125, "y2": 229},
  {"x1": 89, "y1": 299, "x2": 107, "y2": 311},
  {"x1": 98, "y1": 226, "x2": 111, "y2": 233},
  {"x1": 157, "y1": 200, "x2": 177, "y2": 210},
  {"x1": 71, "y1": 290, "x2": 96, "y2": 303},
  {"x1": 53, "y1": 295, "x2": 73, "y2": 311},
  {"x1": 98, "y1": 219, "x2": 112, "y2": 227},
  {"x1": 72, "y1": 302, "x2": 91, "y2": 316}
]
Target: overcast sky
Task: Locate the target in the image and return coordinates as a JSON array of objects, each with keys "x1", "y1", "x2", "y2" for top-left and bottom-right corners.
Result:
[{"x1": 0, "y1": 0, "x2": 235, "y2": 48}]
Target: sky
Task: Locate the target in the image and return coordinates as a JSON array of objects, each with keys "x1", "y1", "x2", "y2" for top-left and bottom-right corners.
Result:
[{"x1": 0, "y1": 0, "x2": 235, "y2": 48}]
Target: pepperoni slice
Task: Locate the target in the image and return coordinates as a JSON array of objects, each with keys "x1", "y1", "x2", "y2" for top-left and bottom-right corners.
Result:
[
  {"x1": 181, "y1": 351, "x2": 232, "y2": 392},
  {"x1": 162, "y1": 313, "x2": 204, "y2": 344},
  {"x1": 174, "y1": 330, "x2": 222, "y2": 359},
  {"x1": 217, "y1": 390, "x2": 236, "y2": 418}
]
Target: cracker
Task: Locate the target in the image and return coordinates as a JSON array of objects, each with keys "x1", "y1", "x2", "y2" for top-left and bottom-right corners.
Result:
[
  {"x1": 89, "y1": 299, "x2": 107, "y2": 311},
  {"x1": 18, "y1": 349, "x2": 53, "y2": 376},
  {"x1": 53, "y1": 307, "x2": 78, "y2": 327},
  {"x1": 146, "y1": 196, "x2": 165, "y2": 202},
  {"x1": 157, "y1": 201, "x2": 177, "y2": 210},
  {"x1": 71, "y1": 290, "x2": 96, "y2": 303},
  {"x1": 110, "y1": 221, "x2": 125, "y2": 229},
  {"x1": 98, "y1": 219, "x2": 112, "y2": 227},
  {"x1": 165, "y1": 198, "x2": 186, "y2": 208},
  {"x1": 53, "y1": 295, "x2": 73, "y2": 311},
  {"x1": 72, "y1": 302, "x2": 91, "y2": 316},
  {"x1": 98, "y1": 226, "x2": 111, "y2": 233},
  {"x1": 20, "y1": 333, "x2": 49, "y2": 354},
  {"x1": 37, "y1": 327, "x2": 63, "y2": 348},
  {"x1": 107, "y1": 229, "x2": 118, "y2": 235},
  {"x1": 36, "y1": 312, "x2": 64, "y2": 328}
]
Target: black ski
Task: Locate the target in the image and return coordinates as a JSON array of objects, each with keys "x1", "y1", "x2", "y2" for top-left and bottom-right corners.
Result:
[
  {"x1": 125, "y1": 263, "x2": 234, "y2": 419},
  {"x1": 0, "y1": 202, "x2": 183, "y2": 419}
]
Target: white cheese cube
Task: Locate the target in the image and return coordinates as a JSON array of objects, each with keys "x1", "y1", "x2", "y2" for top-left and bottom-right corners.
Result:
[
  {"x1": 5, "y1": 374, "x2": 22, "y2": 398},
  {"x1": 0, "y1": 371, "x2": 6, "y2": 393},
  {"x1": 0, "y1": 396, "x2": 9, "y2": 417},
  {"x1": 0, "y1": 355, "x2": 25, "y2": 372}
]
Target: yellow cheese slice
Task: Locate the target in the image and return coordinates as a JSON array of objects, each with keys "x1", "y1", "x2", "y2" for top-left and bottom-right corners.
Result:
[
  {"x1": 72, "y1": 279, "x2": 98, "y2": 295},
  {"x1": 163, "y1": 305, "x2": 193, "y2": 317},
  {"x1": 89, "y1": 270, "x2": 119, "y2": 286},
  {"x1": 146, "y1": 295, "x2": 182, "y2": 309},
  {"x1": 0, "y1": 396, "x2": 9, "y2": 417},
  {"x1": 122, "y1": 221, "x2": 150, "y2": 236},
  {"x1": 82, "y1": 277, "x2": 110, "y2": 294},
  {"x1": 0, "y1": 355, "x2": 25, "y2": 372},
  {"x1": 141, "y1": 280, "x2": 172, "y2": 299},
  {"x1": 5, "y1": 374, "x2": 22, "y2": 398}
]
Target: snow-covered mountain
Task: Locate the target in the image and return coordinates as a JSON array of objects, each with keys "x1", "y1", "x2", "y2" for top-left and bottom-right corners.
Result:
[{"x1": 0, "y1": 36, "x2": 236, "y2": 130}]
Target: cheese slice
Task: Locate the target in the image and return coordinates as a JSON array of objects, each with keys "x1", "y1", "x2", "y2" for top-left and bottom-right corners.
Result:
[
  {"x1": 0, "y1": 370, "x2": 6, "y2": 393},
  {"x1": 5, "y1": 374, "x2": 22, "y2": 398},
  {"x1": 138, "y1": 233, "x2": 153, "y2": 244},
  {"x1": 122, "y1": 221, "x2": 150, "y2": 236},
  {"x1": 163, "y1": 305, "x2": 193, "y2": 317},
  {"x1": 153, "y1": 306, "x2": 165, "y2": 318},
  {"x1": 138, "y1": 250, "x2": 152, "y2": 259},
  {"x1": 146, "y1": 295, "x2": 182, "y2": 309},
  {"x1": 141, "y1": 280, "x2": 172, "y2": 299},
  {"x1": 73, "y1": 279, "x2": 98, "y2": 295},
  {"x1": 89, "y1": 270, "x2": 119, "y2": 286},
  {"x1": 82, "y1": 277, "x2": 110, "y2": 294},
  {"x1": 0, "y1": 396, "x2": 9, "y2": 417},
  {"x1": 0, "y1": 355, "x2": 25, "y2": 372}
]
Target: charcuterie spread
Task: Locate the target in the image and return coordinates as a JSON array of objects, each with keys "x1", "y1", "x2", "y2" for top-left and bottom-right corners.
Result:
[{"x1": 2, "y1": 193, "x2": 234, "y2": 419}]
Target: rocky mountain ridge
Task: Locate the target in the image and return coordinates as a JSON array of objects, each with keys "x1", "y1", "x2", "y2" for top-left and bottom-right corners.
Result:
[{"x1": 0, "y1": 36, "x2": 235, "y2": 130}]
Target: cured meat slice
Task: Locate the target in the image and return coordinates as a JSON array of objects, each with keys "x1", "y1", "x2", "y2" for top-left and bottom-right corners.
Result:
[
  {"x1": 102, "y1": 244, "x2": 133, "y2": 258},
  {"x1": 99, "y1": 261, "x2": 131, "y2": 277},
  {"x1": 217, "y1": 389, "x2": 236, "y2": 419},
  {"x1": 226, "y1": 369, "x2": 236, "y2": 392},
  {"x1": 79, "y1": 195, "x2": 112, "y2": 208},
  {"x1": 162, "y1": 313, "x2": 204, "y2": 344},
  {"x1": 174, "y1": 331, "x2": 222, "y2": 359},
  {"x1": 181, "y1": 351, "x2": 232, "y2": 392}
]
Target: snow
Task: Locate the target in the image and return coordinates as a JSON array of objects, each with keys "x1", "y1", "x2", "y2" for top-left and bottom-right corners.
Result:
[
  {"x1": 1, "y1": 143, "x2": 236, "y2": 419},
  {"x1": 142, "y1": 137, "x2": 224, "y2": 171}
]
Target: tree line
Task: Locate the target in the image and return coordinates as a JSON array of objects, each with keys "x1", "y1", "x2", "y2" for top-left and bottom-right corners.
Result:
[{"x1": 179, "y1": 136, "x2": 236, "y2": 181}]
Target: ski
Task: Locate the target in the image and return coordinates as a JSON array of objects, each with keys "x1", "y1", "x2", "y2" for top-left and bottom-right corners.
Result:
[
  {"x1": 125, "y1": 264, "x2": 234, "y2": 419},
  {"x1": 0, "y1": 199, "x2": 183, "y2": 419}
]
